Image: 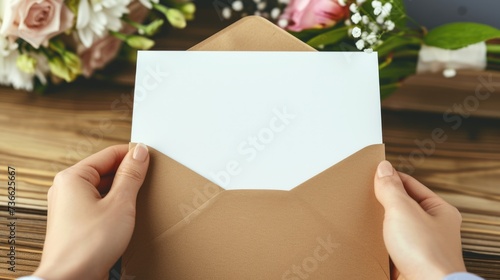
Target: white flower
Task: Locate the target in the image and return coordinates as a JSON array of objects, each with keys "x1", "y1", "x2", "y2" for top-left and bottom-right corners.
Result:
[
  {"x1": 344, "y1": 19, "x2": 352, "y2": 26},
  {"x1": 338, "y1": 0, "x2": 347, "y2": 7},
  {"x1": 364, "y1": 48, "x2": 373, "y2": 53},
  {"x1": 362, "y1": 15, "x2": 369, "y2": 24},
  {"x1": 0, "y1": 37, "x2": 48, "y2": 91},
  {"x1": 373, "y1": 6, "x2": 382, "y2": 15},
  {"x1": 349, "y1": 3, "x2": 358, "y2": 13},
  {"x1": 376, "y1": 15, "x2": 385, "y2": 24},
  {"x1": 361, "y1": 31, "x2": 368, "y2": 39},
  {"x1": 355, "y1": 39, "x2": 365, "y2": 50},
  {"x1": 257, "y1": 2, "x2": 266, "y2": 10},
  {"x1": 357, "y1": 0, "x2": 366, "y2": 4},
  {"x1": 371, "y1": 1, "x2": 382, "y2": 8},
  {"x1": 232, "y1": 0, "x2": 244, "y2": 11},
  {"x1": 369, "y1": 22, "x2": 379, "y2": 33},
  {"x1": 76, "y1": 0, "x2": 131, "y2": 48},
  {"x1": 385, "y1": 20, "x2": 395, "y2": 31},
  {"x1": 352, "y1": 26, "x2": 362, "y2": 38},
  {"x1": 271, "y1": 7, "x2": 281, "y2": 19},
  {"x1": 138, "y1": 0, "x2": 159, "y2": 9},
  {"x1": 277, "y1": 18, "x2": 288, "y2": 28},
  {"x1": 366, "y1": 33, "x2": 377, "y2": 44},
  {"x1": 222, "y1": 6, "x2": 231, "y2": 19},
  {"x1": 278, "y1": 0, "x2": 290, "y2": 4},
  {"x1": 351, "y1": 13, "x2": 362, "y2": 24},
  {"x1": 381, "y1": 2, "x2": 392, "y2": 17}
]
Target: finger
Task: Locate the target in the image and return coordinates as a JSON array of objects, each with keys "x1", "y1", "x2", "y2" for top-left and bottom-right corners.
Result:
[
  {"x1": 397, "y1": 172, "x2": 449, "y2": 216},
  {"x1": 76, "y1": 144, "x2": 129, "y2": 178},
  {"x1": 105, "y1": 143, "x2": 150, "y2": 204},
  {"x1": 374, "y1": 161, "x2": 411, "y2": 211},
  {"x1": 397, "y1": 172, "x2": 444, "y2": 204}
]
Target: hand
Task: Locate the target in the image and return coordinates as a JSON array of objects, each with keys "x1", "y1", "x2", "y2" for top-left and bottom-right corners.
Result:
[
  {"x1": 34, "y1": 144, "x2": 150, "y2": 280},
  {"x1": 374, "y1": 161, "x2": 466, "y2": 280}
]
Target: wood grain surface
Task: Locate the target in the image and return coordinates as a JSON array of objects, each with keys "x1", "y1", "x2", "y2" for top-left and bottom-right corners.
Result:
[{"x1": 1, "y1": 4, "x2": 499, "y2": 280}]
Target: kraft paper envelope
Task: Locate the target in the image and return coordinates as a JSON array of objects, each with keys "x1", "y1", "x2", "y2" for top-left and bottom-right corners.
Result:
[{"x1": 122, "y1": 16, "x2": 389, "y2": 279}]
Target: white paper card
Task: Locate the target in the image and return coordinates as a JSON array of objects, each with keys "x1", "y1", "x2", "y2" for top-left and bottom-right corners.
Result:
[{"x1": 131, "y1": 51, "x2": 382, "y2": 190}]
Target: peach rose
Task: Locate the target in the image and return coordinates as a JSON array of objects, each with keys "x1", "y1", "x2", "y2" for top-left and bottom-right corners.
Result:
[
  {"x1": 0, "y1": 0, "x2": 74, "y2": 48},
  {"x1": 281, "y1": 0, "x2": 349, "y2": 32}
]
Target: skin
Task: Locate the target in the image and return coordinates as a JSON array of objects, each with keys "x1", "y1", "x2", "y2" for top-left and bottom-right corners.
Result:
[
  {"x1": 33, "y1": 146, "x2": 467, "y2": 280},
  {"x1": 34, "y1": 144, "x2": 150, "y2": 280},
  {"x1": 374, "y1": 160, "x2": 467, "y2": 280}
]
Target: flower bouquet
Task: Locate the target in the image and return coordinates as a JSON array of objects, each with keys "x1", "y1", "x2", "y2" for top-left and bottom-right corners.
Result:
[
  {"x1": 0, "y1": 0, "x2": 195, "y2": 91},
  {"x1": 221, "y1": 0, "x2": 500, "y2": 97}
]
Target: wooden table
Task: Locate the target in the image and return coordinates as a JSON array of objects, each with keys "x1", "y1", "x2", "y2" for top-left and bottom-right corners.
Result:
[{"x1": 1, "y1": 5, "x2": 500, "y2": 280}]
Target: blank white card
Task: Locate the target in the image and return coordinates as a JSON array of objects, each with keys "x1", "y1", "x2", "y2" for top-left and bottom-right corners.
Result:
[{"x1": 131, "y1": 51, "x2": 382, "y2": 190}]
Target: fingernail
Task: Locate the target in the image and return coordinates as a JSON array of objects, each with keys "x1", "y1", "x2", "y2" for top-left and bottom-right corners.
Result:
[
  {"x1": 377, "y1": 161, "x2": 394, "y2": 178},
  {"x1": 133, "y1": 143, "x2": 149, "y2": 162}
]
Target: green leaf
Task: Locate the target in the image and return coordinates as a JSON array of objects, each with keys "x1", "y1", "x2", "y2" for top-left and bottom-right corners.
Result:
[
  {"x1": 379, "y1": 61, "x2": 417, "y2": 81},
  {"x1": 374, "y1": 35, "x2": 422, "y2": 57},
  {"x1": 424, "y1": 22, "x2": 500, "y2": 50},
  {"x1": 306, "y1": 27, "x2": 348, "y2": 49}
]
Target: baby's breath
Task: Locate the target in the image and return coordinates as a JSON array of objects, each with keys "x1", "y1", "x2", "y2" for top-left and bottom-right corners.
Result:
[{"x1": 347, "y1": 0, "x2": 399, "y2": 51}]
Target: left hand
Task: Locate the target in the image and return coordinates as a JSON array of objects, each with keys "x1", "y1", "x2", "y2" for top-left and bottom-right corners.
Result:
[{"x1": 33, "y1": 144, "x2": 150, "y2": 280}]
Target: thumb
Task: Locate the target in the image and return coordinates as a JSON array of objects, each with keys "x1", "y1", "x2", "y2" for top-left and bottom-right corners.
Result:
[
  {"x1": 106, "y1": 143, "x2": 150, "y2": 203},
  {"x1": 374, "y1": 160, "x2": 411, "y2": 211}
]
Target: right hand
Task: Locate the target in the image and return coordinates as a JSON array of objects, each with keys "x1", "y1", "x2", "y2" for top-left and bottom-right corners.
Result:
[{"x1": 374, "y1": 160, "x2": 467, "y2": 280}]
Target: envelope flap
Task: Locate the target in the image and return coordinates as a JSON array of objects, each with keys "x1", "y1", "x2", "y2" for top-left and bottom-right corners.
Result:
[
  {"x1": 292, "y1": 144, "x2": 388, "y2": 275},
  {"x1": 128, "y1": 143, "x2": 224, "y2": 248},
  {"x1": 189, "y1": 16, "x2": 315, "y2": 51}
]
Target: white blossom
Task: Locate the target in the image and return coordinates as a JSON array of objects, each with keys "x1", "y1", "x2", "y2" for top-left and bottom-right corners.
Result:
[
  {"x1": 344, "y1": 19, "x2": 352, "y2": 26},
  {"x1": 0, "y1": 38, "x2": 30, "y2": 90},
  {"x1": 351, "y1": 13, "x2": 362, "y2": 24},
  {"x1": 232, "y1": 0, "x2": 244, "y2": 11},
  {"x1": 373, "y1": 6, "x2": 382, "y2": 15},
  {"x1": 222, "y1": 7, "x2": 232, "y2": 19},
  {"x1": 278, "y1": 0, "x2": 290, "y2": 4},
  {"x1": 376, "y1": 15, "x2": 385, "y2": 24},
  {"x1": 364, "y1": 48, "x2": 373, "y2": 53},
  {"x1": 371, "y1": 0, "x2": 382, "y2": 8},
  {"x1": 278, "y1": 18, "x2": 288, "y2": 28},
  {"x1": 271, "y1": 7, "x2": 281, "y2": 19},
  {"x1": 76, "y1": 0, "x2": 131, "y2": 48},
  {"x1": 366, "y1": 33, "x2": 378, "y2": 44},
  {"x1": 352, "y1": 27, "x2": 362, "y2": 38},
  {"x1": 381, "y1": 2, "x2": 392, "y2": 17},
  {"x1": 338, "y1": 0, "x2": 347, "y2": 7},
  {"x1": 137, "y1": 0, "x2": 158, "y2": 9},
  {"x1": 369, "y1": 22, "x2": 379, "y2": 33},
  {"x1": 357, "y1": 0, "x2": 366, "y2": 4},
  {"x1": 362, "y1": 15, "x2": 369, "y2": 24},
  {"x1": 349, "y1": 3, "x2": 358, "y2": 13},
  {"x1": 385, "y1": 20, "x2": 395, "y2": 31},
  {"x1": 355, "y1": 39, "x2": 365, "y2": 50},
  {"x1": 257, "y1": 2, "x2": 266, "y2": 10}
]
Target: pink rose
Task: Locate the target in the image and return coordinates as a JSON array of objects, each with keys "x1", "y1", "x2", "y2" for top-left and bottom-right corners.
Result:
[
  {"x1": 280, "y1": 0, "x2": 349, "y2": 32},
  {"x1": 78, "y1": 35, "x2": 123, "y2": 77},
  {"x1": 0, "y1": 0, "x2": 74, "y2": 48}
]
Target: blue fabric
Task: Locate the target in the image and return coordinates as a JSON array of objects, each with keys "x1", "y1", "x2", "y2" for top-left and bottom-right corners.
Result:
[{"x1": 443, "y1": 272, "x2": 485, "y2": 280}]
